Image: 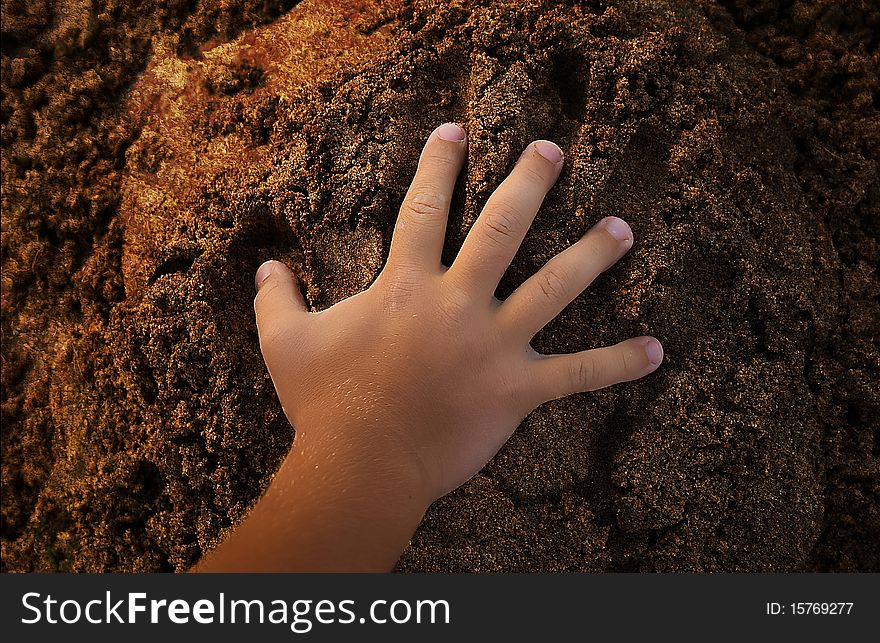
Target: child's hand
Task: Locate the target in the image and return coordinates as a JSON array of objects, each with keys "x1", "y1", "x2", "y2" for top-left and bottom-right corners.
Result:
[
  {"x1": 254, "y1": 122, "x2": 662, "y2": 503},
  {"x1": 197, "y1": 123, "x2": 662, "y2": 572}
]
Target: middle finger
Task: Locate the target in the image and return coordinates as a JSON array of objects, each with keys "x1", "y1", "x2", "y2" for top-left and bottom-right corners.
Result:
[{"x1": 447, "y1": 140, "x2": 564, "y2": 296}]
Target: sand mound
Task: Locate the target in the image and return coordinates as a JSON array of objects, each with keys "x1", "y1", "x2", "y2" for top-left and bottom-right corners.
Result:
[{"x1": 2, "y1": 0, "x2": 878, "y2": 571}]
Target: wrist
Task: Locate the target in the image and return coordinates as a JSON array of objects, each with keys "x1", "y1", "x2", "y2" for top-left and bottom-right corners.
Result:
[
  {"x1": 287, "y1": 412, "x2": 436, "y2": 512},
  {"x1": 277, "y1": 418, "x2": 433, "y2": 533}
]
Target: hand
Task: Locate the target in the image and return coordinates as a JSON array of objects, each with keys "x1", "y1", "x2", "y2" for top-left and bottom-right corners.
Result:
[
  {"x1": 255, "y1": 122, "x2": 662, "y2": 503},
  {"x1": 196, "y1": 122, "x2": 663, "y2": 571}
]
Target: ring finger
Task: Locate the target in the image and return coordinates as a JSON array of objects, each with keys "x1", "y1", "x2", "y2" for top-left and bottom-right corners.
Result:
[{"x1": 498, "y1": 217, "x2": 634, "y2": 342}]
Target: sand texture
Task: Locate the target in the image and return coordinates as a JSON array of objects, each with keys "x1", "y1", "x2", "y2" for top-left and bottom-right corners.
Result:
[{"x1": 1, "y1": 0, "x2": 878, "y2": 571}]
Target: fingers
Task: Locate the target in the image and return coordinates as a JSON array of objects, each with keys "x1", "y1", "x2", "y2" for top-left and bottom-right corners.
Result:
[
  {"x1": 386, "y1": 123, "x2": 468, "y2": 273},
  {"x1": 449, "y1": 140, "x2": 564, "y2": 295},
  {"x1": 528, "y1": 336, "x2": 663, "y2": 403},
  {"x1": 499, "y1": 217, "x2": 634, "y2": 341},
  {"x1": 254, "y1": 260, "x2": 308, "y2": 356}
]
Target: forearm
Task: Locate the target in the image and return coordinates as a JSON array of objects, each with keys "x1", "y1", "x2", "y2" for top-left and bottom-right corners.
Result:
[{"x1": 193, "y1": 424, "x2": 430, "y2": 572}]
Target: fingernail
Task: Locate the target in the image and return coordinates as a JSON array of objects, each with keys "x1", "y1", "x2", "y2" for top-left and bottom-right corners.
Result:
[
  {"x1": 644, "y1": 339, "x2": 664, "y2": 367},
  {"x1": 255, "y1": 260, "x2": 278, "y2": 291},
  {"x1": 436, "y1": 122, "x2": 466, "y2": 142},
  {"x1": 533, "y1": 140, "x2": 564, "y2": 164},
  {"x1": 603, "y1": 217, "x2": 632, "y2": 243}
]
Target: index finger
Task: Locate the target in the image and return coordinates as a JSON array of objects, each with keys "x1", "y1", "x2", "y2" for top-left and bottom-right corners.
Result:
[{"x1": 385, "y1": 123, "x2": 468, "y2": 275}]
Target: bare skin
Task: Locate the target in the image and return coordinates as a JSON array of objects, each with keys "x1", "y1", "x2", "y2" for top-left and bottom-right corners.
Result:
[{"x1": 194, "y1": 123, "x2": 663, "y2": 572}]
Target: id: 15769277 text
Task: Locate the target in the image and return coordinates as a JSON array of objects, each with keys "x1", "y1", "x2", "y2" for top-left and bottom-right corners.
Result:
[{"x1": 766, "y1": 602, "x2": 853, "y2": 615}]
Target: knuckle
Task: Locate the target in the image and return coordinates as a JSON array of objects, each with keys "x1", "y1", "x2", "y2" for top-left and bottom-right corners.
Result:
[
  {"x1": 435, "y1": 285, "x2": 469, "y2": 328},
  {"x1": 570, "y1": 356, "x2": 599, "y2": 391},
  {"x1": 586, "y1": 238, "x2": 604, "y2": 262},
  {"x1": 498, "y1": 369, "x2": 525, "y2": 404},
  {"x1": 619, "y1": 348, "x2": 632, "y2": 374},
  {"x1": 258, "y1": 317, "x2": 293, "y2": 351},
  {"x1": 422, "y1": 151, "x2": 458, "y2": 173},
  {"x1": 586, "y1": 237, "x2": 612, "y2": 268},
  {"x1": 253, "y1": 278, "x2": 283, "y2": 312},
  {"x1": 518, "y1": 162, "x2": 549, "y2": 187},
  {"x1": 403, "y1": 189, "x2": 447, "y2": 218},
  {"x1": 536, "y1": 266, "x2": 569, "y2": 303},
  {"x1": 481, "y1": 205, "x2": 520, "y2": 245},
  {"x1": 381, "y1": 275, "x2": 419, "y2": 313}
]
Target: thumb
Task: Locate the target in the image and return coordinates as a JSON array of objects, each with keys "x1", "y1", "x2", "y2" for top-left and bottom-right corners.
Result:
[{"x1": 254, "y1": 260, "x2": 308, "y2": 346}]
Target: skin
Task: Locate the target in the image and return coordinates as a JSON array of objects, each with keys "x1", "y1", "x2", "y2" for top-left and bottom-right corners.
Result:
[{"x1": 194, "y1": 123, "x2": 663, "y2": 572}]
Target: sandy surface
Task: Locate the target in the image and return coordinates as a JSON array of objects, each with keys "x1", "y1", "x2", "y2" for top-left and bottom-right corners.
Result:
[{"x1": 1, "y1": 0, "x2": 878, "y2": 571}]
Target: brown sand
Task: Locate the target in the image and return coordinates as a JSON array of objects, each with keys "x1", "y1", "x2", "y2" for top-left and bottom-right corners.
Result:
[{"x1": 1, "y1": 0, "x2": 878, "y2": 572}]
